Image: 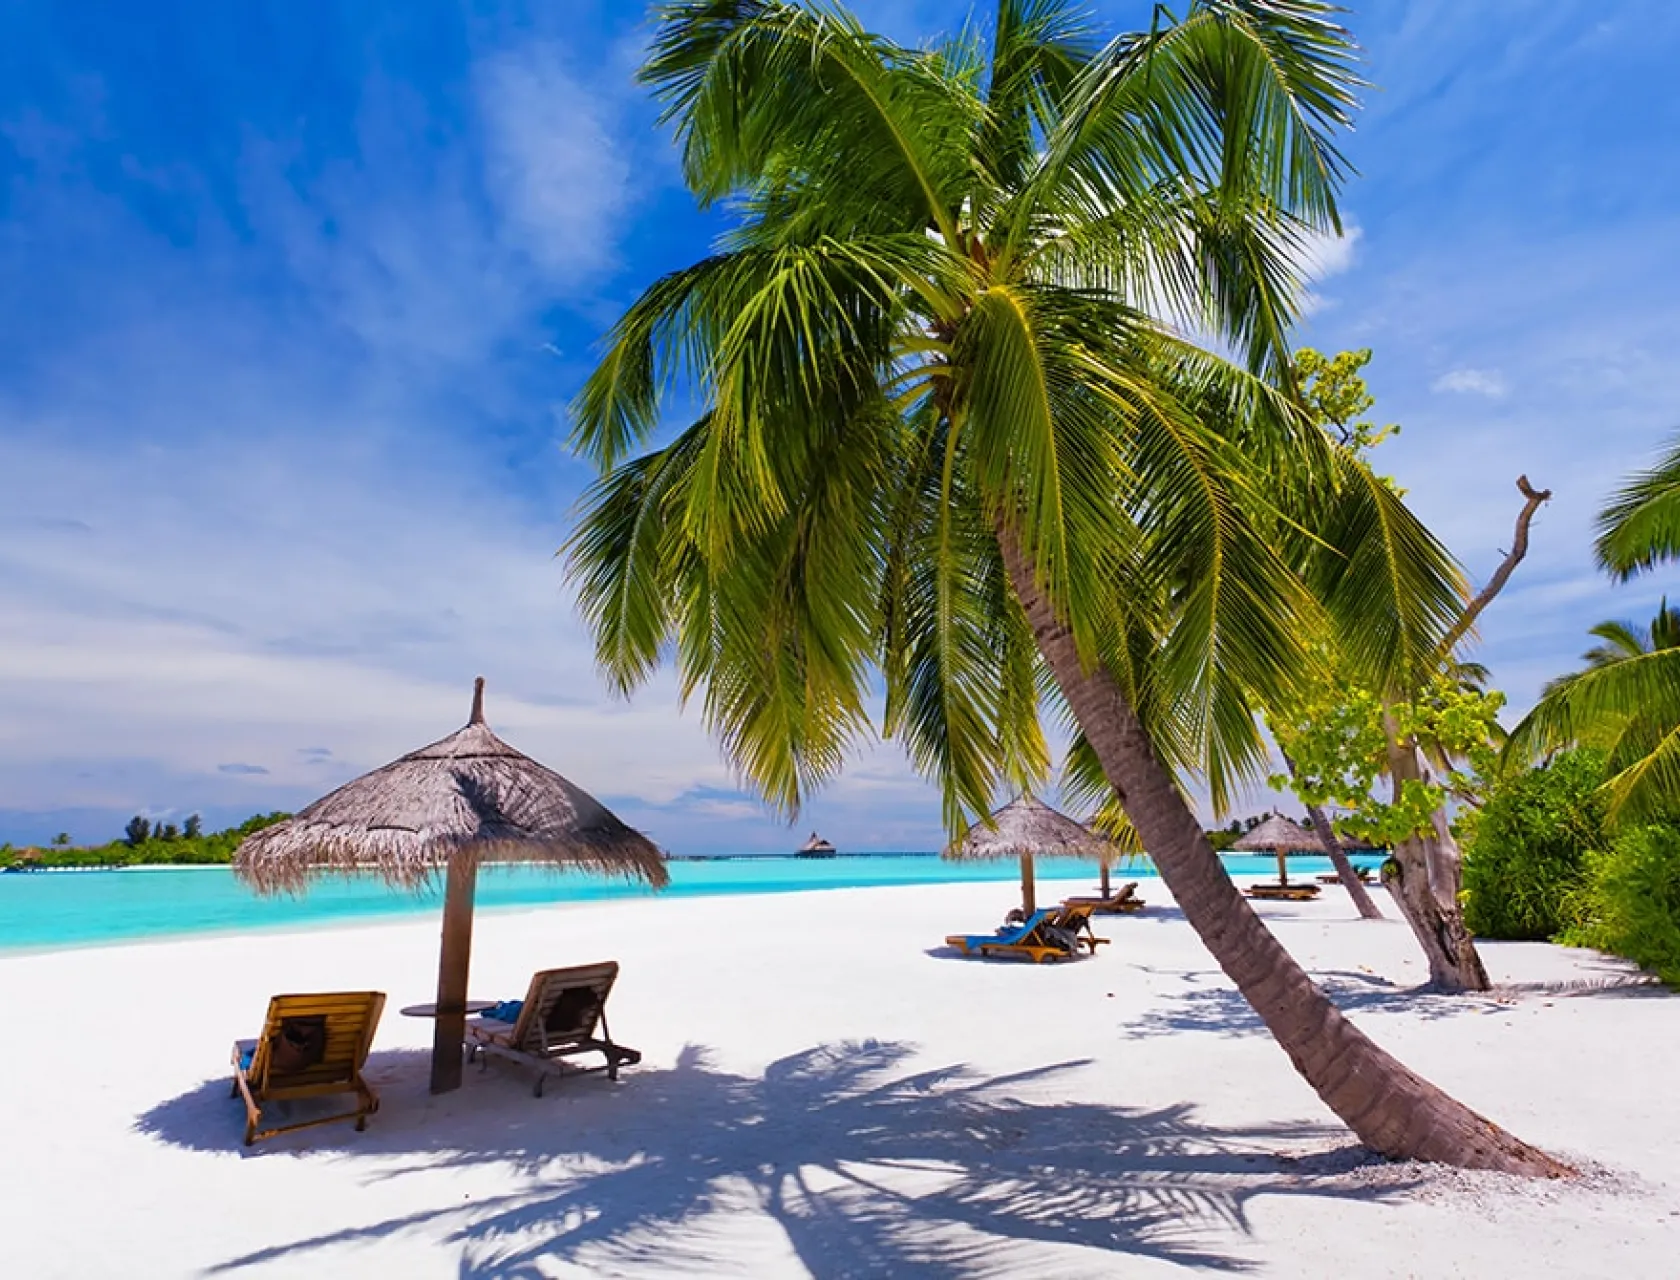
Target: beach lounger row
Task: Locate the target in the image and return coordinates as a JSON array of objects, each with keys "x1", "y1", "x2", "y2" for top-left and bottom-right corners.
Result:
[
  {"x1": 1245, "y1": 883, "x2": 1321, "y2": 902},
  {"x1": 230, "y1": 961, "x2": 639, "y2": 1145},
  {"x1": 945, "y1": 885, "x2": 1147, "y2": 963}
]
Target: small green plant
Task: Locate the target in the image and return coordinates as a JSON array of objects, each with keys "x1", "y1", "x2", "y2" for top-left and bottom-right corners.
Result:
[
  {"x1": 1462, "y1": 749, "x2": 1607, "y2": 940},
  {"x1": 1563, "y1": 823, "x2": 1680, "y2": 986}
]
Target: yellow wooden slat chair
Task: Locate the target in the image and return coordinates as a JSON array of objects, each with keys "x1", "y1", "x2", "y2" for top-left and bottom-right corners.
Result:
[
  {"x1": 1048, "y1": 901, "x2": 1110, "y2": 954},
  {"x1": 1061, "y1": 881, "x2": 1147, "y2": 914},
  {"x1": 465, "y1": 961, "x2": 641, "y2": 1096},
  {"x1": 945, "y1": 908, "x2": 1082, "y2": 963},
  {"x1": 230, "y1": 991, "x2": 386, "y2": 1146},
  {"x1": 1245, "y1": 883, "x2": 1322, "y2": 902}
]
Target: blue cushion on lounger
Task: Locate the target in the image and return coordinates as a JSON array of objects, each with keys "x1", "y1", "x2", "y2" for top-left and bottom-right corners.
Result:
[
  {"x1": 238, "y1": 1045, "x2": 255, "y2": 1072},
  {"x1": 484, "y1": 999, "x2": 523, "y2": 1023}
]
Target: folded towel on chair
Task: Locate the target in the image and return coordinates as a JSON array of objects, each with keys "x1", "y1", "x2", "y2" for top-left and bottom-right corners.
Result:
[{"x1": 483, "y1": 999, "x2": 524, "y2": 1024}]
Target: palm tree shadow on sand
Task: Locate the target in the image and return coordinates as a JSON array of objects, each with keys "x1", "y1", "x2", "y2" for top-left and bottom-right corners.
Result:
[{"x1": 138, "y1": 1041, "x2": 1419, "y2": 1277}]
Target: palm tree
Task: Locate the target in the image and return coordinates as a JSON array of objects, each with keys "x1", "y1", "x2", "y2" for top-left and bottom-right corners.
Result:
[
  {"x1": 1576, "y1": 602, "x2": 1680, "y2": 671},
  {"x1": 1595, "y1": 433, "x2": 1680, "y2": 580},
  {"x1": 565, "y1": 0, "x2": 1561, "y2": 1174},
  {"x1": 1511, "y1": 433, "x2": 1680, "y2": 823},
  {"x1": 1513, "y1": 597, "x2": 1680, "y2": 822}
]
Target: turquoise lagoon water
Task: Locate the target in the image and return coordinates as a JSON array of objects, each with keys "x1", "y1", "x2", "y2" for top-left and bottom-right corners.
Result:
[{"x1": 0, "y1": 853, "x2": 1382, "y2": 953}]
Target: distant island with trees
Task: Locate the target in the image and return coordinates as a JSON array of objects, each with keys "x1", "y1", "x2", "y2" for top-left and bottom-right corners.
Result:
[
  {"x1": 2, "y1": 808, "x2": 1307, "y2": 872},
  {"x1": 0, "y1": 812, "x2": 291, "y2": 871}
]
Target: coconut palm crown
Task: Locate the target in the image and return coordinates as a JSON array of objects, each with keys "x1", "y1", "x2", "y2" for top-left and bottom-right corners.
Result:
[
  {"x1": 564, "y1": 0, "x2": 1562, "y2": 1174},
  {"x1": 1512, "y1": 431, "x2": 1680, "y2": 824},
  {"x1": 1511, "y1": 595, "x2": 1680, "y2": 824}
]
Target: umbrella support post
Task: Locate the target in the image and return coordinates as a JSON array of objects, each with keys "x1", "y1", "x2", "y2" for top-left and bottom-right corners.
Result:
[
  {"x1": 1100, "y1": 861, "x2": 1111, "y2": 898},
  {"x1": 1020, "y1": 853, "x2": 1036, "y2": 915},
  {"x1": 430, "y1": 856, "x2": 479, "y2": 1094},
  {"x1": 1277, "y1": 848, "x2": 1288, "y2": 888}
]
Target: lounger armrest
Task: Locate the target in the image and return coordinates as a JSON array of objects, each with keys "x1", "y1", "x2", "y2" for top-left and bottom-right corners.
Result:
[{"x1": 466, "y1": 1017, "x2": 518, "y2": 1045}]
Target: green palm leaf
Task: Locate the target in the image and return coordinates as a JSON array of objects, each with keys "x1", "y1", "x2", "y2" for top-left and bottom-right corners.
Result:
[{"x1": 1595, "y1": 431, "x2": 1680, "y2": 580}]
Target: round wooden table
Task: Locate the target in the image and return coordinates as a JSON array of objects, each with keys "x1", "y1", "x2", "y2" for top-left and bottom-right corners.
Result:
[{"x1": 399, "y1": 1000, "x2": 498, "y2": 1018}]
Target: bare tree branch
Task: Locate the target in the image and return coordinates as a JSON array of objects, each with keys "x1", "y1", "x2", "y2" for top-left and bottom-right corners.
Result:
[{"x1": 1435, "y1": 475, "x2": 1552, "y2": 661}]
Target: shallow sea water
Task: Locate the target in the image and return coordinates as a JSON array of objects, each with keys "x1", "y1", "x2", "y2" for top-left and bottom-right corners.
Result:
[{"x1": 0, "y1": 853, "x2": 1380, "y2": 952}]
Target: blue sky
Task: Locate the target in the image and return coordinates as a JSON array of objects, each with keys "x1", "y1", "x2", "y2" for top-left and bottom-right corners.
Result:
[{"x1": 2, "y1": 1, "x2": 1677, "y2": 851}]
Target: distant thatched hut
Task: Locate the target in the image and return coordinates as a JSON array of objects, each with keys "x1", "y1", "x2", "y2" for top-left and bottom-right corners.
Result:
[{"x1": 1230, "y1": 814, "x2": 1318, "y2": 886}]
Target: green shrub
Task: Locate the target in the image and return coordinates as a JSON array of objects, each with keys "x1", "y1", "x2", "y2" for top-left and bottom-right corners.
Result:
[
  {"x1": 1462, "y1": 749, "x2": 1607, "y2": 940},
  {"x1": 1562, "y1": 823, "x2": 1680, "y2": 986}
]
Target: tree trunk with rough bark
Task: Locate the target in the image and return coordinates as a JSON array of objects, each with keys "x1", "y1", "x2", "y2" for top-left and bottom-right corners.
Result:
[
  {"x1": 996, "y1": 527, "x2": 1565, "y2": 1175},
  {"x1": 1305, "y1": 799, "x2": 1385, "y2": 920},
  {"x1": 1372, "y1": 477, "x2": 1549, "y2": 991},
  {"x1": 1383, "y1": 734, "x2": 1492, "y2": 992},
  {"x1": 1280, "y1": 747, "x2": 1384, "y2": 920}
]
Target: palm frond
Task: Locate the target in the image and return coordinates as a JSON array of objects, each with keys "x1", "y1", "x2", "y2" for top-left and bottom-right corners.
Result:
[
  {"x1": 880, "y1": 406, "x2": 1051, "y2": 828},
  {"x1": 980, "y1": 0, "x2": 1097, "y2": 190},
  {"x1": 565, "y1": 419, "x2": 711, "y2": 692},
  {"x1": 642, "y1": 0, "x2": 978, "y2": 243},
  {"x1": 1508, "y1": 646, "x2": 1680, "y2": 773},
  {"x1": 1014, "y1": 0, "x2": 1360, "y2": 373},
  {"x1": 1307, "y1": 450, "x2": 1469, "y2": 697},
  {"x1": 1595, "y1": 431, "x2": 1680, "y2": 580},
  {"x1": 1599, "y1": 723, "x2": 1680, "y2": 825},
  {"x1": 1582, "y1": 619, "x2": 1651, "y2": 668}
]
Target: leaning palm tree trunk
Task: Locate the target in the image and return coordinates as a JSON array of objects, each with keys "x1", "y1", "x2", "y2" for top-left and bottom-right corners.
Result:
[
  {"x1": 1306, "y1": 798, "x2": 1384, "y2": 920},
  {"x1": 1279, "y1": 748, "x2": 1383, "y2": 920},
  {"x1": 998, "y1": 529, "x2": 1566, "y2": 1175}
]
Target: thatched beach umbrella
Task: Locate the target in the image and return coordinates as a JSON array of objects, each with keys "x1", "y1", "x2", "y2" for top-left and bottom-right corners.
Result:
[
  {"x1": 943, "y1": 794, "x2": 1118, "y2": 913},
  {"x1": 235, "y1": 678, "x2": 667, "y2": 1094},
  {"x1": 1230, "y1": 814, "x2": 1317, "y2": 886},
  {"x1": 1085, "y1": 811, "x2": 1146, "y2": 898}
]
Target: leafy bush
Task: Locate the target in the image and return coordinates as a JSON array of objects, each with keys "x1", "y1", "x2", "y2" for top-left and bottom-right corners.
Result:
[
  {"x1": 1562, "y1": 824, "x2": 1680, "y2": 987},
  {"x1": 1462, "y1": 749, "x2": 1607, "y2": 940}
]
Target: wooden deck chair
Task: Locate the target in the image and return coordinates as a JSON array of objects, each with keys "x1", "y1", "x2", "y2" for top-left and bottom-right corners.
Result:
[
  {"x1": 944, "y1": 908, "x2": 1079, "y2": 963},
  {"x1": 1047, "y1": 901, "x2": 1110, "y2": 954},
  {"x1": 1245, "y1": 883, "x2": 1322, "y2": 902},
  {"x1": 1061, "y1": 881, "x2": 1146, "y2": 914},
  {"x1": 230, "y1": 991, "x2": 385, "y2": 1146},
  {"x1": 465, "y1": 961, "x2": 641, "y2": 1096},
  {"x1": 1316, "y1": 867, "x2": 1374, "y2": 885}
]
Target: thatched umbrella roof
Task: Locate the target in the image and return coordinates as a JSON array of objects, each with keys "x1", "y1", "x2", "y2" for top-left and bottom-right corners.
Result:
[
  {"x1": 944, "y1": 794, "x2": 1117, "y2": 861},
  {"x1": 236, "y1": 681, "x2": 665, "y2": 894},
  {"x1": 1229, "y1": 814, "x2": 1317, "y2": 854},
  {"x1": 1230, "y1": 814, "x2": 1318, "y2": 887},
  {"x1": 234, "y1": 677, "x2": 666, "y2": 1093},
  {"x1": 944, "y1": 794, "x2": 1119, "y2": 912}
]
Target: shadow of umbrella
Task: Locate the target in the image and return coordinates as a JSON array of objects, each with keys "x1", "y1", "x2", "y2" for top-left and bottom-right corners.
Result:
[{"x1": 138, "y1": 1041, "x2": 1419, "y2": 1277}]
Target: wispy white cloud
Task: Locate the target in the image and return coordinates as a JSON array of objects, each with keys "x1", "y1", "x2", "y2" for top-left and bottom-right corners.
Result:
[
  {"x1": 1431, "y1": 367, "x2": 1508, "y2": 398},
  {"x1": 1296, "y1": 225, "x2": 1361, "y2": 317},
  {"x1": 476, "y1": 43, "x2": 635, "y2": 280}
]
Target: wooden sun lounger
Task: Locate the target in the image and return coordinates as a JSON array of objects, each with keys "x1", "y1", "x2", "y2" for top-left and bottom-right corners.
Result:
[
  {"x1": 945, "y1": 908, "x2": 1082, "y2": 963},
  {"x1": 466, "y1": 961, "x2": 641, "y2": 1096},
  {"x1": 1060, "y1": 881, "x2": 1146, "y2": 914},
  {"x1": 1245, "y1": 883, "x2": 1322, "y2": 902},
  {"x1": 230, "y1": 991, "x2": 385, "y2": 1146},
  {"x1": 1316, "y1": 869, "x2": 1374, "y2": 885},
  {"x1": 1048, "y1": 901, "x2": 1110, "y2": 954}
]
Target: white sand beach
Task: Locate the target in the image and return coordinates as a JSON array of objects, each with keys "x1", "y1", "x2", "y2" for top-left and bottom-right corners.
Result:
[{"x1": 3, "y1": 876, "x2": 1678, "y2": 1278}]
